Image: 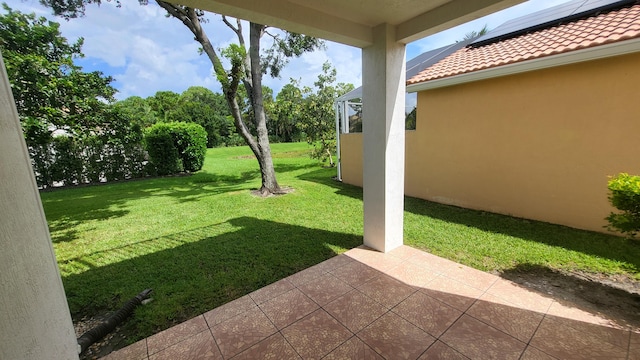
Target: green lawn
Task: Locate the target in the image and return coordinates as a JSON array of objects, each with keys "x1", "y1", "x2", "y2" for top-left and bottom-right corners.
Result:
[{"x1": 40, "y1": 142, "x2": 640, "y2": 344}]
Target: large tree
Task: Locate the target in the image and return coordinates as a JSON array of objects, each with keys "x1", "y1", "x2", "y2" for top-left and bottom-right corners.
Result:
[
  {"x1": 112, "y1": 95, "x2": 158, "y2": 128},
  {"x1": 298, "y1": 62, "x2": 354, "y2": 166},
  {"x1": 0, "y1": 3, "x2": 116, "y2": 135},
  {"x1": 271, "y1": 81, "x2": 305, "y2": 143},
  {"x1": 168, "y1": 86, "x2": 233, "y2": 148},
  {"x1": 0, "y1": 4, "x2": 147, "y2": 187},
  {"x1": 42, "y1": 0, "x2": 323, "y2": 195}
]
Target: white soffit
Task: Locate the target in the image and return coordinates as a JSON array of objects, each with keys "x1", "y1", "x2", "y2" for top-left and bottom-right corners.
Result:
[
  {"x1": 406, "y1": 37, "x2": 640, "y2": 93},
  {"x1": 170, "y1": 0, "x2": 523, "y2": 47}
]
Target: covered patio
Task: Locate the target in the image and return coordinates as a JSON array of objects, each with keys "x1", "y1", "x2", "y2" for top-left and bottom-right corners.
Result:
[
  {"x1": 7, "y1": 0, "x2": 632, "y2": 359},
  {"x1": 104, "y1": 245, "x2": 638, "y2": 359}
]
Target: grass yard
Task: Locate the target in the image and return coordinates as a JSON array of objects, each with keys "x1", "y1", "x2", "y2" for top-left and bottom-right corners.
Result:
[{"x1": 40, "y1": 142, "x2": 640, "y2": 346}]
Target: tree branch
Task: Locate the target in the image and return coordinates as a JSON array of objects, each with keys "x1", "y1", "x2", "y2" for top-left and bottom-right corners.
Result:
[{"x1": 221, "y1": 15, "x2": 238, "y2": 34}]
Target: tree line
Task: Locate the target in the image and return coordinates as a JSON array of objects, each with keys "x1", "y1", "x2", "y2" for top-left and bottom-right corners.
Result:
[
  {"x1": 0, "y1": 4, "x2": 353, "y2": 188},
  {"x1": 115, "y1": 68, "x2": 353, "y2": 158}
]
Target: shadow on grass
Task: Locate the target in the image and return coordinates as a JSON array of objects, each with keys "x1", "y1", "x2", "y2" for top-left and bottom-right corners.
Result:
[
  {"x1": 500, "y1": 264, "x2": 640, "y2": 329},
  {"x1": 274, "y1": 162, "x2": 320, "y2": 174},
  {"x1": 404, "y1": 196, "x2": 640, "y2": 274},
  {"x1": 45, "y1": 162, "x2": 330, "y2": 243},
  {"x1": 298, "y1": 169, "x2": 640, "y2": 273},
  {"x1": 62, "y1": 216, "x2": 362, "y2": 341},
  {"x1": 43, "y1": 170, "x2": 263, "y2": 242},
  {"x1": 297, "y1": 168, "x2": 363, "y2": 199}
]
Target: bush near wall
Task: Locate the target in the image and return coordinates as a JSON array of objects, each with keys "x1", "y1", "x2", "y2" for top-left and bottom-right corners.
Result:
[
  {"x1": 606, "y1": 173, "x2": 640, "y2": 239},
  {"x1": 144, "y1": 122, "x2": 207, "y2": 175}
]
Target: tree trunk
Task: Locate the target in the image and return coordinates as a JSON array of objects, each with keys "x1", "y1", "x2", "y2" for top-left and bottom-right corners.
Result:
[
  {"x1": 326, "y1": 148, "x2": 334, "y2": 167},
  {"x1": 247, "y1": 23, "x2": 281, "y2": 195},
  {"x1": 155, "y1": 2, "x2": 283, "y2": 196}
]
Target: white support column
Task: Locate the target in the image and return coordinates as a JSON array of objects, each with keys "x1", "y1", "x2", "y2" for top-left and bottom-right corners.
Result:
[
  {"x1": 362, "y1": 23, "x2": 406, "y2": 253},
  {"x1": 0, "y1": 55, "x2": 79, "y2": 358}
]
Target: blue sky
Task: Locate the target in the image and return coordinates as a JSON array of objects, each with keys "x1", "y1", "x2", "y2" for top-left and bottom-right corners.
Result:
[{"x1": 4, "y1": 0, "x2": 568, "y2": 100}]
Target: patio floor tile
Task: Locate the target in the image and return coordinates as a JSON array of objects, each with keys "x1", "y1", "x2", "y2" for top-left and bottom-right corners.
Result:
[
  {"x1": 440, "y1": 314, "x2": 526, "y2": 360},
  {"x1": 520, "y1": 346, "x2": 559, "y2": 360},
  {"x1": 418, "y1": 340, "x2": 469, "y2": 359},
  {"x1": 420, "y1": 275, "x2": 484, "y2": 311},
  {"x1": 313, "y1": 254, "x2": 354, "y2": 273},
  {"x1": 102, "y1": 339, "x2": 147, "y2": 360},
  {"x1": 231, "y1": 333, "x2": 301, "y2": 359},
  {"x1": 393, "y1": 291, "x2": 463, "y2": 337},
  {"x1": 146, "y1": 315, "x2": 208, "y2": 355},
  {"x1": 203, "y1": 295, "x2": 256, "y2": 327},
  {"x1": 149, "y1": 330, "x2": 221, "y2": 360},
  {"x1": 281, "y1": 309, "x2": 352, "y2": 359},
  {"x1": 467, "y1": 293, "x2": 544, "y2": 342},
  {"x1": 345, "y1": 246, "x2": 405, "y2": 272},
  {"x1": 358, "y1": 311, "x2": 435, "y2": 359},
  {"x1": 258, "y1": 288, "x2": 318, "y2": 330},
  {"x1": 553, "y1": 314, "x2": 629, "y2": 349},
  {"x1": 104, "y1": 245, "x2": 635, "y2": 360},
  {"x1": 529, "y1": 317, "x2": 629, "y2": 359},
  {"x1": 442, "y1": 263, "x2": 498, "y2": 291},
  {"x1": 248, "y1": 279, "x2": 295, "y2": 305},
  {"x1": 407, "y1": 251, "x2": 460, "y2": 275},
  {"x1": 286, "y1": 263, "x2": 327, "y2": 287},
  {"x1": 323, "y1": 336, "x2": 384, "y2": 360},
  {"x1": 387, "y1": 245, "x2": 426, "y2": 261},
  {"x1": 356, "y1": 273, "x2": 416, "y2": 309},
  {"x1": 546, "y1": 301, "x2": 616, "y2": 326},
  {"x1": 324, "y1": 289, "x2": 387, "y2": 333},
  {"x1": 485, "y1": 278, "x2": 552, "y2": 314},
  {"x1": 298, "y1": 272, "x2": 354, "y2": 306},
  {"x1": 383, "y1": 261, "x2": 439, "y2": 288},
  {"x1": 210, "y1": 307, "x2": 277, "y2": 359},
  {"x1": 330, "y1": 260, "x2": 381, "y2": 286}
]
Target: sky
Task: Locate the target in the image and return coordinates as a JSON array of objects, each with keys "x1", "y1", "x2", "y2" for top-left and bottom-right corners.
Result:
[{"x1": 3, "y1": 0, "x2": 569, "y2": 101}]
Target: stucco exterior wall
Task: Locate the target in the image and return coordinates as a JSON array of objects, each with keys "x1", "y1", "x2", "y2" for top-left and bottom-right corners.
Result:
[
  {"x1": 340, "y1": 52, "x2": 640, "y2": 233},
  {"x1": 340, "y1": 133, "x2": 364, "y2": 187}
]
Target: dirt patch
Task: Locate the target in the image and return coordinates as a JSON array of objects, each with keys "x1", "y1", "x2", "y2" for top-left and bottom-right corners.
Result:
[
  {"x1": 499, "y1": 266, "x2": 640, "y2": 331},
  {"x1": 250, "y1": 186, "x2": 295, "y2": 197},
  {"x1": 233, "y1": 150, "x2": 311, "y2": 160}
]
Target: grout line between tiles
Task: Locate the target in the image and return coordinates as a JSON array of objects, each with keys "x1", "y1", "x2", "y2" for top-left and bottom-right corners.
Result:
[{"x1": 206, "y1": 327, "x2": 224, "y2": 360}]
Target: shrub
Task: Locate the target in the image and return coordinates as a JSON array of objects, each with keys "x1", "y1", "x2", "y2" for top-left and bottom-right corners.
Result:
[
  {"x1": 171, "y1": 122, "x2": 207, "y2": 172},
  {"x1": 145, "y1": 123, "x2": 182, "y2": 175},
  {"x1": 144, "y1": 122, "x2": 207, "y2": 175},
  {"x1": 606, "y1": 173, "x2": 640, "y2": 239}
]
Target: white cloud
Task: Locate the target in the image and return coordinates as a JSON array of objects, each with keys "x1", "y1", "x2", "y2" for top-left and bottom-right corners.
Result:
[{"x1": 4, "y1": 0, "x2": 568, "y2": 100}]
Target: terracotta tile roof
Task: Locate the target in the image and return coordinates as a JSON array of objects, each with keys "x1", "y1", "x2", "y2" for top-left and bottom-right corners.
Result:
[{"x1": 407, "y1": 4, "x2": 640, "y2": 85}]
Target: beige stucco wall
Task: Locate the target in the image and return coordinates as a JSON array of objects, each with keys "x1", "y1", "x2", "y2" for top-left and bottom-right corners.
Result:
[
  {"x1": 340, "y1": 133, "x2": 363, "y2": 187},
  {"x1": 340, "y1": 52, "x2": 640, "y2": 233}
]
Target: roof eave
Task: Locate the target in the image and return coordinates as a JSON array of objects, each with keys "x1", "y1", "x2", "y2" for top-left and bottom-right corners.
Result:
[{"x1": 407, "y1": 36, "x2": 640, "y2": 93}]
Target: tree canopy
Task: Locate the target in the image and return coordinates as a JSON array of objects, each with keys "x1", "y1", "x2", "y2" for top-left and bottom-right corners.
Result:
[
  {"x1": 0, "y1": 4, "x2": 149, "y2": 187},
  {"x1": 0, "y1": 3, "x2": 116, "y2": 136},
  {"x1": 38, "y1": 0, "x2": 324, "y2": 195}
]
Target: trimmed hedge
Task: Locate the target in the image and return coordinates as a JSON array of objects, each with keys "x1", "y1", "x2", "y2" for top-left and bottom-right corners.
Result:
[
  {"x1": 25, "y1": 115, "x2": 147, "y2": 189},
  {"x1": 144, "y1": 122, "x2": 207, "y2": 175},
  {"x1": 606, "y1": 173, "x2": 640, "y2": 239}
]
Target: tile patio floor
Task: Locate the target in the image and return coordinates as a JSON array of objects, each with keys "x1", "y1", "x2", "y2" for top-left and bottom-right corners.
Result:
[{"x1": 104, "y1": 245, "x2": 639, "y2": 360}]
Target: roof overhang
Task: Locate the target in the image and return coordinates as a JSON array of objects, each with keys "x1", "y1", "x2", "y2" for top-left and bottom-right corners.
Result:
[
  {"x1": 169, "y1": 0, "x2": 523, "y2": 48},
  {"x1": 407, "y1": 36, "x2": 640, "y2": 92}
]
